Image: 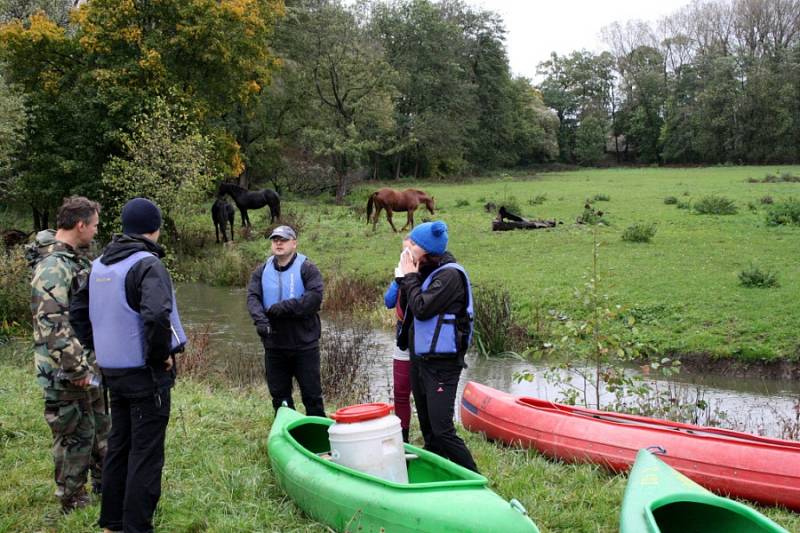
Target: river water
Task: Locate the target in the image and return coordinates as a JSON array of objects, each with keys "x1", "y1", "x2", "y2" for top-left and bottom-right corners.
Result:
[{"x1": 177, "y1": 283, "x2": 800, "y2": 439}]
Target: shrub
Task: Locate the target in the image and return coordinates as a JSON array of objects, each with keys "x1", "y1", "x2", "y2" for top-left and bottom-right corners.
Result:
[
  {"x1": 320, "y1": 319, "x2": 376, "y2": 405},
  {"x1": 693, "y1": 195, "x2": 737, "y2": 215},
  {"x1": 528, "y1": 194, "x2": 547, "y2": 206},
  {"x1": 738, "y1": 265, "x2": 780, "y2": 288},
  {"x1": 621, "y1": 222, "x2": 657, "y2": 243},
  {"x1": 760, "y1": 195, "x2": 774, "y2": 205},
  {"x1": 765, "y1": 197, "x2": 800, "y2": 226},
  {"x1": 576, "y1": 202, "x2": 605, "y2": 225},
  {"x1": 0, "y1": 247, "x2": 30, "y2": 337},
  {"x1": 663, "y1": 196, "x2": 678, "y2": 205},
  {"x1": 499, "y1": 195, "x2": 521, "y2": 214},
  {"x1": 676, "y1": 200, "x2": 691, "y2": 210},
  {"x1": 185, "y1": 246, "x2": 257, "y2": 287},
  {"x1": 323, "y1": 272, "x2": 381, "y2": 315},
  {"x1": 454, "y1": 198, "x2": 470, "y2": 207},
  {"x1": 473, "y1": 284, "x2": 526, "y2": 357},
  {"x1": 591, "y1": 194, "x2": 611, "y2": 202}
]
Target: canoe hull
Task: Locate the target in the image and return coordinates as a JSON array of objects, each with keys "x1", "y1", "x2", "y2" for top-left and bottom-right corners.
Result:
[
  {"x1": 620, "y1": 450, "x2": 788, "y2": 533},
  {"x1": 268, "y1": 407, "x2": 539, "y2": 532},
  {"x1": 460, "y1": 381, "x2": 800, "y2": 510}
]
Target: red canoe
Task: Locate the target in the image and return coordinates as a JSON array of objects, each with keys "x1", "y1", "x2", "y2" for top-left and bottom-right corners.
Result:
[{"x1": 460, "y1": 381, "x2": 800, "y2": 511}]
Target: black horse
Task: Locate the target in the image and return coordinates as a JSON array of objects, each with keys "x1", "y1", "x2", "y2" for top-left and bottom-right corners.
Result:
[
  {"x1": 211, "y1": 197, "x2": 235, "y2": 243},
  {"x1": 218, "y1": 182, "x2": 281, "y2": 227}
]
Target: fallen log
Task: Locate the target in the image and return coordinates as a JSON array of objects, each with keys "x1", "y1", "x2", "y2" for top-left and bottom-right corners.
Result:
[{"x1": 492, "y1": 219, "x2": 559, "y2": 231}]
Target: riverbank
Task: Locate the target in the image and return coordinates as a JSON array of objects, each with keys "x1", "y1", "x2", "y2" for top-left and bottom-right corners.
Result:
[
  {"x1": 172, "y1": 166, "x2": 800, "y2": 365},
  {"x1": 2, "y1": 341, "x2": 797, "y2": 532}
]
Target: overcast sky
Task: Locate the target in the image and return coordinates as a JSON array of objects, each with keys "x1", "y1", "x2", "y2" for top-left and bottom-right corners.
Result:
[{"x1": 474, "y1": 0, "x2": 694, "y2": 80}]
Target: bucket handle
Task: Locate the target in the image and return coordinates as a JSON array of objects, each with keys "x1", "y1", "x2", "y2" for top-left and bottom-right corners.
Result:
[{"x1": 509, "y1": 498, "x2": 528, "y2": 516}]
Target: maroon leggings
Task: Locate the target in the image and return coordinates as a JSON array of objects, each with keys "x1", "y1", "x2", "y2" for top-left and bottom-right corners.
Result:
[{"x1": 393, "y1": 358, "x2": 411, "y2": 431}]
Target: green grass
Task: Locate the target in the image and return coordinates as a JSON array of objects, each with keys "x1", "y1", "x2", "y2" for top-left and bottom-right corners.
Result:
[
  {"x1": 10, "y1": 165, "x2": 798, "y2": 361},
  {"x1": 2, "y1": 341, "x2": 798, "y2": 532},
  {"x1": 224, "y1": 166, "x2": 800, "y2": 361}
]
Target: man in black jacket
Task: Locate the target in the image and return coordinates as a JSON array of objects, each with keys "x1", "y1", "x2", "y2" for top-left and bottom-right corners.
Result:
[
  {"x1": 398, "y1": 220, "x2": 478, "y2": 472},
  {"x1": 246, "y1": 225, "x2": 325, "y2": 416},
  {"x1": 70, "y1": 198, "x2": 184, "y2": 533}
]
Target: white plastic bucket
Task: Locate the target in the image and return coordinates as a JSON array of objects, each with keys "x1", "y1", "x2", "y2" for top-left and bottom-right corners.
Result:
[{"x1": 328, "y1": 403, "x2": 408, "y2": 484}]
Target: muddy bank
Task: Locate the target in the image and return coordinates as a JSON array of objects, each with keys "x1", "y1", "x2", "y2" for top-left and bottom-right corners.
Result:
[{"x1": 670, "y1": 352, "x2": 800, "y2": 381}]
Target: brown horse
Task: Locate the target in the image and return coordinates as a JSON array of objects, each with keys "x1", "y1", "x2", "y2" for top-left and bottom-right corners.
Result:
[{"x1": 366, "y1": 188, "x2": 435, "y2": 232}]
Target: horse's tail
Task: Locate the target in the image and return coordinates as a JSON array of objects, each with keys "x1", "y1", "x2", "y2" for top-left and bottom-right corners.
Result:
[{"x1": 366, "y1": 193, "x2": 375, "y2": 223}]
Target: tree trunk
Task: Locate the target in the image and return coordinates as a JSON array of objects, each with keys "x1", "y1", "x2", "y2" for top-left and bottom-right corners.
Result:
[{"x1": 394, "y1": 152, "x2": 402, "y2": 180}]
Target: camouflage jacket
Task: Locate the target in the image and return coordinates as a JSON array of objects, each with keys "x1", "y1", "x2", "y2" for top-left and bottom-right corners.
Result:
[{"x1": 28, "y1": 230, "x2": 97, "y2": 398}]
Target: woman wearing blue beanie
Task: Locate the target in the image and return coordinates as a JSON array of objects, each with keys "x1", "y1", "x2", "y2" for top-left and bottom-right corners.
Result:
[{"x1": 396, "y1": 220, "x2": 478, "y2": 472}]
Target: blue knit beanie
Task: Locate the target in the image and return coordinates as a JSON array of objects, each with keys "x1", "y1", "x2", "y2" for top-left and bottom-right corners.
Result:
[
  {"x1": 121, "y1": 198, "x2": 162, "y2": 235},
  {"x1": 409, "y1": 220, "x2": 448, "y2": 255}
]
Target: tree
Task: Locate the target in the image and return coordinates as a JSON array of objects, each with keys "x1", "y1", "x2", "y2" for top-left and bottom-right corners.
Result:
[
  {"x1": 0, "y1": 69, "x2": 25, "y2": 188},
  {"x1": 275, "y1": 0, "x2": 397, "y2": 202},
  {"x1": 101, "y1": 99, "x2": 214, "y2": 238},
  {"x1": 537, "y1": 50, "x2": 615, "y2": 163}
]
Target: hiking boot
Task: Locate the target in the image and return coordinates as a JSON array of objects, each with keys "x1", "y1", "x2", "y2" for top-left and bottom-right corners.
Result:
[{"x1": 61, "y1": 489, "x2": 90, "y2": 514}]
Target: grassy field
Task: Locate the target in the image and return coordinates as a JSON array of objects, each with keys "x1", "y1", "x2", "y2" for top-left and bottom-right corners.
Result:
[
  {"x1": 4, "y1": 166, "x2": 800, "y2": 360},
  {"x1": 2, "y1": 341, "x2": 798, "y2": 533},
  {"x1": 210, "y1": 165, "x2": 800, "y2": 362}
]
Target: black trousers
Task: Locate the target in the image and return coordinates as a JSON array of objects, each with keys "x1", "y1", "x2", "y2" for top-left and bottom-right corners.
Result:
[
  {"x1": 98, "y1": 387, "x2": 170, "y2": 533},
  {"x1": 410, "y1": 358, "x2": 478, "y2": 472},
  {"x1": 264, "y1": 346, "x2": 325, "y2": 417}
]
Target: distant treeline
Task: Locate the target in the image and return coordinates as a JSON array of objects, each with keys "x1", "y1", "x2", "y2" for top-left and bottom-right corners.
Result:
[
  {"x1": 540, "y1": 0, "x2": 800, "y2": 165},
  {"x1": 0, "y1": 0, "x2": 798, "y2": 229}
]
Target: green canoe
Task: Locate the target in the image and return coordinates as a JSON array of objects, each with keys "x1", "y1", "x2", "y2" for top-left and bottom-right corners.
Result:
[
  {"x1": 267, "y1": 406, "x2": 539, "y2": 532},
  {"x1": 620, "y1": 449, "x2": 789, "y2": 533}
]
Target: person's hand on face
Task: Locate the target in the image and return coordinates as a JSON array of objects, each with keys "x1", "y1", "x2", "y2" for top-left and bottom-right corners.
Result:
[{"x1": 400, "y1": 247, "x2": 418, "y2": 274}]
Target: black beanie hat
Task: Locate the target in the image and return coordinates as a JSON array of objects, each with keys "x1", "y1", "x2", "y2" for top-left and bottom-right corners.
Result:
[{"x1": 121, "y1": 198, "x2": 162, "y2": 235}]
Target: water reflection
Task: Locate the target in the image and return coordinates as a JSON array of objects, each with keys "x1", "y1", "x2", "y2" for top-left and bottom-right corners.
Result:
[{"x1": 177, "y1": 282, "x2": 799, "y2": 439}]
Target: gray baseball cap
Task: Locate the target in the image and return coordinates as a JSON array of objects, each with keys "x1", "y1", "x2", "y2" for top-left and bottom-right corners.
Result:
[{"x1": 268, "y1": 225, "x2": 297, "y2": 240}]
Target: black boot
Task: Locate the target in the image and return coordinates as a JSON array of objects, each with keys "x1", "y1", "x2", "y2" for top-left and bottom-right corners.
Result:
[{"x1": 402, "y1": 427, "x2": 409, "y2": 443}]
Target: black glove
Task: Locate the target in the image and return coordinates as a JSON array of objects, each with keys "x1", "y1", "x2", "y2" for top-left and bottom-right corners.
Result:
[{"x1": 256, "y1": 321, "x2": 272, "y2": 337}]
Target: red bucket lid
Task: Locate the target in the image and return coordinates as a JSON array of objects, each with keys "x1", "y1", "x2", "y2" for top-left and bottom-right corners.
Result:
[{"x1": 330, "y1": 402, "x2": 394, "y2": 423}]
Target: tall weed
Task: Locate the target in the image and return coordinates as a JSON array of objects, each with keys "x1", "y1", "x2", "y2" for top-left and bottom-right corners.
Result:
[{"x1": 0, "y1": 248, "x2": 30, "y2": 338}]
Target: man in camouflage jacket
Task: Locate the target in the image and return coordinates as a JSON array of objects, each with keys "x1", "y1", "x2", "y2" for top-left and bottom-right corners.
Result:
[{"x1": 28, "y1": 196, "x2": 110, "y2": 513}]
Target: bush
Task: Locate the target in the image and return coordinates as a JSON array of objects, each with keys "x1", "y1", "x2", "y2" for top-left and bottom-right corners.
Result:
[
  {"x1": 676, "y1": 200, "x2": 691, "y2": 210},
  {"x1": 693, "y1": 195, "x2": 737, "y2": 215},
  {"x1": 528, "y1": 194, "x2": 547, "y2": 206},
  {"x1": 738, "y1": 265, "x2": 780, "y2": 288},
  {"x1": 765, "y1": 198, "x2": 800, "y2": 226},
  {"x1": 454, "y1": 198, "x2": 470, "y2": 207},
  {"x1": 663, "y1": 196, "x2": 678, "y2": 205},
  {"x1": 323, "y1": 272, "x2": 381, "y2": 315},
  {"x1": 0, "y1": 247, "x2": 30, "y2": 337},
  {"x1": 320, "y1": 319, "x2": 376, "y2": 405},
  {"x1": 760, "y1": 195, "x2": 774, "y2": 205},
  {"x1": 591, "y1": 194, "x2": 611, "y2": 202},
  {"x1": 576, "y1": 203, "x2": 605, "y2": 225},
  {"x1": 621, "y1": 222, "x2": 657, "y2": 243},
  {"x1": 473, "y1": 285, "x2": 526, "y2": 357}
]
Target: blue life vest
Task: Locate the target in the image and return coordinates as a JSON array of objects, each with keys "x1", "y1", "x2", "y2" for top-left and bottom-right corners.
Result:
[
  {"x1": 412, "y1": 263, "x2": 474, "y2": 358},
  {"x1": 89, "y1": 251, "x2": 187, "y2": 369},
  {"x1": 261, "y1": 253, "x2": 307, "y2": 309}
]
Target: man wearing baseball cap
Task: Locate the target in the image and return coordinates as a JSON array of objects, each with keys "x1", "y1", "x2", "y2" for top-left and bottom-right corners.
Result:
[
  {"x1": 70, "y1": 197, "x2": 186, "y2": 532},
  {"x1": 246, "y1": 225, "x2": 325, "y2": 416}
]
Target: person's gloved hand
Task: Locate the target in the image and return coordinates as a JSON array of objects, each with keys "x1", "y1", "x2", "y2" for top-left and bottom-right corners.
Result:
[{"x1": 256, "y1": 321, "x2": 272, "y2": 337}]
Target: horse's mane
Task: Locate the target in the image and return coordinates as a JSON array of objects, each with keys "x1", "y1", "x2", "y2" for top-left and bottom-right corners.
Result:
[{"x1": 220, "y1": 182, "x2": 246, "y2": 193}]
